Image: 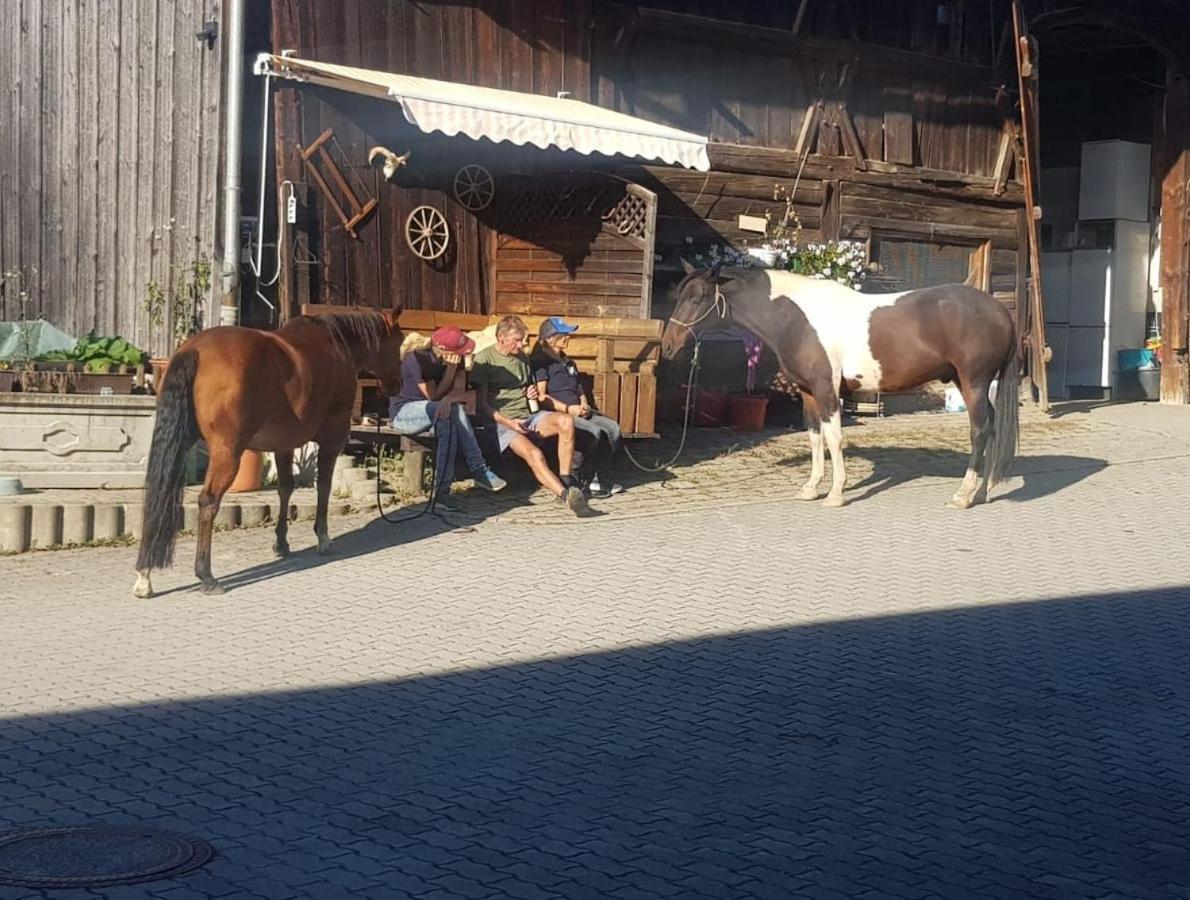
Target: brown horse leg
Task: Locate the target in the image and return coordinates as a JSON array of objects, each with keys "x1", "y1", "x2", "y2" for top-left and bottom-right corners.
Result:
[
  {"x1": 314, "y1": 440, "x2": 344, "y2": 555},
  {"x1": 948, "y1": 379, "x2": 993, "y2": 509},
  {"x1": 273, "y1": 449, "x2": 295, "y2": 557},
  {"x1": 194, "y1": 444, "x2": 239, "y2": 594},
  {"x1": 798, "y1": 393, "x2": 825, "y2": 501}
]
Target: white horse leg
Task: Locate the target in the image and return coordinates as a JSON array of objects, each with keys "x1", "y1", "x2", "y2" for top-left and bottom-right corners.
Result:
[
  {"x1": 798, "y1": 398, "x2": 824, "y2": 501},
  {"x1": 823, "y1": 408, "x2": 847, "y2": 508},
  {"x1": 133, "y1": 569, "x2": 153, "y2": 598}
]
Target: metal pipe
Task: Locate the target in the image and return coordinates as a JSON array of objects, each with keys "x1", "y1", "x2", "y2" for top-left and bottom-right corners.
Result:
[{"x1": 218, "y1": 0, "x2": 246, "y2": 327}]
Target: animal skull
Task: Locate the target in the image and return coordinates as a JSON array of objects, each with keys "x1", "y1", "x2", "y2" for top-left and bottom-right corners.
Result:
[{"x1": 368, "y1": 146, "x2": 411, "y2": 182}]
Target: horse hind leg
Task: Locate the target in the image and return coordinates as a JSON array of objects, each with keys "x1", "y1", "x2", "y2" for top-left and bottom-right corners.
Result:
[
  {"x1": 314, "y1": 440, "x2": 345, "y2": 555},
  {"x1": 798, "y1": 394, "x2": 825, "y2": 501},
  {"x1": 948, "y1": 380, "x2": 993, "y2": 510},
  {"x1": 273, "y1": 449, "x2": 295, "y2": 558},
  {"x1": 194, "y1": 442, "x2": 240, "y2": 594}
]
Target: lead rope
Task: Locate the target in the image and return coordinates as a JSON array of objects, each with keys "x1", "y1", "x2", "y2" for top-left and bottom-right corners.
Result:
[
  {"x1": 375, "y1": 413, "x2": 448, "y2": 524},
  {"x1": 620, "y1": 285, "x2": 725, "y2": 473}
]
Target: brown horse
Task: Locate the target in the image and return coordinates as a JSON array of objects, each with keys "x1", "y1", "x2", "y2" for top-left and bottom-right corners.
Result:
[
  {"x1": 661, "y1": 262, "x2": 1018, "y2": 509},
  {"x1": 133, "y1": 310, "x2": 404, "y2": 597}
]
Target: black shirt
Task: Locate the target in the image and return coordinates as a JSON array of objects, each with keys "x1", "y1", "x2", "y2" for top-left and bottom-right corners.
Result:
[
  {"x1": 392, "y1": 349, "x2": 446, "y2": 412},
  {"x1": 531, "y1": 350, "x2": 583, "y2": 407}
]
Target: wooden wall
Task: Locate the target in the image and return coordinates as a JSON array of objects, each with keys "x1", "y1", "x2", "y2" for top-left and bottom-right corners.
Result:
[{"x1": 0, "y1": 0, "x2": 224, "y2": 356}]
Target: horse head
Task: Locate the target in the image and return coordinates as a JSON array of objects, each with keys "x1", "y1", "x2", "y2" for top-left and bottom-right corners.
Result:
[
  {"x1": 367, "y1": 305, "x2": 405, "y2": 396},
  {"x1": 661, "y1": 259, "x2": 733, "y2": 360}
]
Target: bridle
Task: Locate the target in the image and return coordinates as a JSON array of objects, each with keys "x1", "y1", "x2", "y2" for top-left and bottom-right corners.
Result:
[{"x1": 667, "y1": 284, "x2": 729, "y2": 338}]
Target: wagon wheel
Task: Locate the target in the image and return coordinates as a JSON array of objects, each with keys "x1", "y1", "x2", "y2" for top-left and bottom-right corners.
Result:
[
  {"x1": 405, "y1": 205, "x2": 450, "y2": 261},
  {"x1": 453, "y1": 164, "x2": 495, "y2": 211}
]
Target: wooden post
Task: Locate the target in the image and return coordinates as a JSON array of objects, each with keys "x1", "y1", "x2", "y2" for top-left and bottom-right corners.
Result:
[
  {"x1": 1160, "y1": 68, "x2": 1190, "y2": 405},
  {"x1": 401, "y1": 446, "x2": 428, "y2": 495},
  {"x1": 1011, "y1": 0, "x2": 1049, "y2": 410}
]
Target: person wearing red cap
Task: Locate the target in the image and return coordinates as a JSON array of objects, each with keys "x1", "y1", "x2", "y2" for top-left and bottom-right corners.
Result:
[{"x1": 388, "y1": 326, "x2": 506, "y2": 509}]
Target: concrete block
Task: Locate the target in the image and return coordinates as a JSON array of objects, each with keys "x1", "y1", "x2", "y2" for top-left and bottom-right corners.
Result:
[
  {"x1": 123, "y1": 503, "x2": 144, "y2": 539},
  {"x1": 213, "y1": 505, "x2": 239, "y2": 530},
  {"x1": 340, "y1": 467, "x2": 375, "y2": 485},
  {"x1": 61, "y1": 505, "x2": 94, "y2": 546},
  {"x1": 0, "y1": 505, "x2": 32, "y2": 553},
  {"x1": 327, "y1": 501, "x2": 351, "y2": 517},
  {"x1": 183, "y1": 504, "x2": 199, "y2": 533},
  {"x1": 30, "y1": 505, "x2": 63, "y2": 549},
  {"x1": 239, "y1": 503, "x2": 270, "y2": 527},
  {"x1": 293, "y1": 502, "x2": 318, "y2": 521},
  {"x1": 92, "y1": 505, "x2": 123, "y2": 541}
]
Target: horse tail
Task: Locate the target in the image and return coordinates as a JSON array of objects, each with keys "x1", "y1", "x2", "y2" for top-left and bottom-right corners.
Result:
[
  {"x1": 136, "y1": 349, "x2": 200, "y2": 572},
  {"x1": 985, "y1": 326, "x2": 1020, "y2": 491}
]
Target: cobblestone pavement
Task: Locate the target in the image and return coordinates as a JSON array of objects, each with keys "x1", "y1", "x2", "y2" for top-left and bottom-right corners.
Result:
[{"x1": 2, "y1": 402, "x2": 1190, "y2": 899}]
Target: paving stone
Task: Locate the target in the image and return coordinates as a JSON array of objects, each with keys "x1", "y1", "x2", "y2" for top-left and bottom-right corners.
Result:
[{"x1": 2, "y1": 403, "x2": 1190, "y2": 898}]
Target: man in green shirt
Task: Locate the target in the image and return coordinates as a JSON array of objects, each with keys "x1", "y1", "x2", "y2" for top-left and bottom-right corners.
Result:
[{"x1": 471, "y1": 315, "x2": 591, "y2": 516}]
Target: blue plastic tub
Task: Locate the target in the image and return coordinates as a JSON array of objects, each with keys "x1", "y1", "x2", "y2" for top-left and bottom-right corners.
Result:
[{"x1": 1118, "y1": 348, "x2": 1157, "y2": 371}]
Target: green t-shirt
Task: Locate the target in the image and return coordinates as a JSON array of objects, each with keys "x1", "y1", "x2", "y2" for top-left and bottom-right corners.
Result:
[{"x1": 472, "y1": 345, "x2": 532, "y2": 419}]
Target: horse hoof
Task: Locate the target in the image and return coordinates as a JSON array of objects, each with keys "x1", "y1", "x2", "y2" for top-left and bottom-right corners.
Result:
[
  {"x1": 798, "y1": 487, "x2": 820, "y2": 501},
  {"x1": 317, "y1": 539, "x2": 334, "y2": 556},
  {"x1": 132, "y1": 573, "x2": 153, "y2": 599},
  {"x1": 200, "y1": 580, "x2": 226, "y2": 596},
  {"x1": 274, "y1": 541, "x2": 290, "y2": 558},
  {"x1": 823, "y1": 495, "x2": 846, "y2": 509},
  {"x1": 946, "y1": 496, "x2": 974, "y2": 510}
]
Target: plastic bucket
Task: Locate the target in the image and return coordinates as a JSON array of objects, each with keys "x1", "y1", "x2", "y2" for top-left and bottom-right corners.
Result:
[
  {"x1": 728, "y1": 393, "x2": 769, "y2": 432},
  {"x1": 693, "y1": 389, "x2": 729, "y2": 427}
]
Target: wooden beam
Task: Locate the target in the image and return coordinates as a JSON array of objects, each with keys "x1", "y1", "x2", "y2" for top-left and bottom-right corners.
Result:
[
  {"x1": 1160, "y1": 69, "x2": 1190, "y2": 404},
  {"x1": 1011, "y1": 0, "x2": 1048, "y2": 410},
  {"x1": 991, "y1": 122, "x2": 1016, "y2": 196},
  {"x1": 606, "y1": 3, "x2": 1000, "y2": 83},
  {"x1": 792, "y1": 0, "x2": 812, "y2": 36}
]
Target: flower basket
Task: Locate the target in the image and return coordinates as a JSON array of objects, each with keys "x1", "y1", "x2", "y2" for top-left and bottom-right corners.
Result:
[
  {"x1": 693, "y1": 388, "x2": 729, "y2": 427},
  {"x1": 229, "y1": 450, "x2": 264, "y2": 493},
  {"x1": 728, "y1": 392, "x2": 769, "y2": 432}
]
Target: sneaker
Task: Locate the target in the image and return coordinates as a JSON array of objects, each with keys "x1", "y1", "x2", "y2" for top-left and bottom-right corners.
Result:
[
  {"x1": 472, "y1": 469, "x2": 507, "y2": 492},
  {"x1": 589, "y1": 477, "x2": 624, "y2": 497},
  {"x1": 432, "y1": 494, "x2": 463, "y2": 513},
  {"x1": 561, "y1": 485, "x2": 593, "y2": 517}
]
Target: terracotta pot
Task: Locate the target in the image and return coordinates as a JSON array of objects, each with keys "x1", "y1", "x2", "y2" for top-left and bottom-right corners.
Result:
[
  {"x1": 149, "y1": 357, "x2": 170, "y2": 393},
  {"x1": 728, "y1": 392, "x2": 770, "y2": 432},
  {"x1": 229, "y1": 450, "x2": 265, "y2": 493},
  {"x1": 693, "y1": 389, "x2": 729, "y2": 427}
]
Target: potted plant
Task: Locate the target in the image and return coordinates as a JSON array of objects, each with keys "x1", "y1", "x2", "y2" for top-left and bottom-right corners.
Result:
[
  {"x1": 728, "y1": 330, "x2": 769, "y2": 432},
  {"x1": 142, "y1": 254, "x2": 211, "y2": 392}
]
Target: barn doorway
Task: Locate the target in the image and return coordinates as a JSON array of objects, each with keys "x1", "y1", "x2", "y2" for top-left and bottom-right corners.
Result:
[{"x1": 1033, "y1": 17, "x2": 1168, "y2": 401}]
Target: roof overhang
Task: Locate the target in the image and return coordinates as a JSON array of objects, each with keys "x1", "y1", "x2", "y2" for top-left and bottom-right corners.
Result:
[{"x1": 255, "y1": 53, "x2": 711, "y2": 172}]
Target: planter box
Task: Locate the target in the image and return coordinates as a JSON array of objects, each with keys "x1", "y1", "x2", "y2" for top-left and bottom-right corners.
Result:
[
  {"x1": 0, "y1": 372, "x2": 14, "y2": 392},
  {"x1": 0, "y1": 393, "x2": 157, "y2": 488}
]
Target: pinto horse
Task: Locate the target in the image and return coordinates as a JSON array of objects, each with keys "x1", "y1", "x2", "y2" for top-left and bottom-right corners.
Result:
[
  {"x1": 661, "y1": 262, "x2": 1019, "y2": 509},
  {"x1": 133, "y1": 310, "x2": 404, "y2": 597}
]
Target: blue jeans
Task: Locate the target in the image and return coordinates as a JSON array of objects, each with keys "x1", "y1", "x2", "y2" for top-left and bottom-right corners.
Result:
[
  {"x1": 572, "y1": 412, "x2": 621, "y2": 473},
  {"x1": 389, "y1": 400, "x2": 489, "y2": 491}
]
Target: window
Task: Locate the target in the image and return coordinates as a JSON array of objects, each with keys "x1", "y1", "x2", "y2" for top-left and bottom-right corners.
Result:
[{"x1": 865, "y1": 236, "x2": 973, "y2": 293}]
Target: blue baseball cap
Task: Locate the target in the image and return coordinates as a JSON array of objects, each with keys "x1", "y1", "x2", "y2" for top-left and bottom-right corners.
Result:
[{"x1": 539, "y1": 316, "x2": 579, "y2": 340}]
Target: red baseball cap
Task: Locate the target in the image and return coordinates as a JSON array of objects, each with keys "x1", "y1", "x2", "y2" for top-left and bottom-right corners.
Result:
[{"x1": 431, "y1": 325, "x2": 476, "y2": 356}]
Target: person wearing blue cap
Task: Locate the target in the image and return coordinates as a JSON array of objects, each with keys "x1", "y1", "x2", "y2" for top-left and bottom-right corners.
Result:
[{"x1": 531, "y1": 317, "x2": 624, "y2": 498}]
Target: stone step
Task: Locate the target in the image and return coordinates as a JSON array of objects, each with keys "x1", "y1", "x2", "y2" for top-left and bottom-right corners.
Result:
[{"x1": 0, "y1": 495, "x2": 360, "y2": 556}]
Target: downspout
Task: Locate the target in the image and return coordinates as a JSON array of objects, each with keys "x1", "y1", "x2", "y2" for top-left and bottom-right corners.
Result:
[{"x1": 219, "y1": 0, "x2": 246, "y2": 326}]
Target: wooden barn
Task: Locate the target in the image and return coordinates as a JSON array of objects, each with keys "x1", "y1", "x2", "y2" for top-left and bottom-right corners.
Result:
[{"x1": 3, "y1": 0, "x2": 1189, "y2": 412}]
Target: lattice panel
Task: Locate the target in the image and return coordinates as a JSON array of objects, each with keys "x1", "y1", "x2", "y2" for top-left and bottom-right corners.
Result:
[
  {"x1": 499, "y1": 181, "x2": 622, "y2": 233},
  {"x1": 603, "y1": 192, "x2": 649, "y2": 241}
]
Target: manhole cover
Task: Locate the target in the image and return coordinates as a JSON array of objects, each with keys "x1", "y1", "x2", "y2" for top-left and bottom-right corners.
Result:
[{"x1": 0, "y1": 826, "x2": 214, "y2": 888}]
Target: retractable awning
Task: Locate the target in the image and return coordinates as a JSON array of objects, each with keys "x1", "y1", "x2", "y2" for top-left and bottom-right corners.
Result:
[{"x1": 256, "y1": 54, "x2": 710, "y2": 172}]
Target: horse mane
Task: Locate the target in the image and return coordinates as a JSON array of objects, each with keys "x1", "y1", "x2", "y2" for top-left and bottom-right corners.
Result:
[{"x1": 306, "y1": 311, "x2": 392, "y2": 357}]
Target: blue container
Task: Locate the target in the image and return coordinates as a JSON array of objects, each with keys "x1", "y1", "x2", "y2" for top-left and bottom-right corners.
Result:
[{"x1": 1118, "y1": 348, "x2": 1157, "y2": 372}]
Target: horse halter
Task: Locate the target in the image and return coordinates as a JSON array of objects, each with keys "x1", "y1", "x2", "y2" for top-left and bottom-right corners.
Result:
[{"x1": 667, "y1": 284, "x2": 729, "y2": 337}]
